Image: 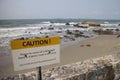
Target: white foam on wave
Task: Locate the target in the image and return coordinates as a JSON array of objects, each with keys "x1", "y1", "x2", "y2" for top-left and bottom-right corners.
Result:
[
  {"x1": 100, "y1": 24, "x2": 119, "y2": 27},
  {"x1": 64, "y1": 27, "x2": 94, "y2": 31},
  {"x1": 41, "y1": 21, "x2": 51, "y2": 24},
  {"x1": 53, "y1": 23, "x2": 65, "y2": 26},
  {"x1": 69, "y1": 22, "x2": 78, "y2": 25}
]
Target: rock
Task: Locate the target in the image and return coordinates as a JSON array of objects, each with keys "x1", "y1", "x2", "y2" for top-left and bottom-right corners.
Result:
[
  {"x1": 45, "y1": 73, "x2": 51, "y2": 77},
  {"x1": 86, "y1": 70, "x2": 97, "y2": 80},
  {"x1": 57, "y1": 31, "x2": 62, "y2": 33},
  {"x1": 51, "y1": 73, "x2": 58, "y2": 78},
  {"x1": 115, "y1": 62, "x2": 120, "y2": 73},
  {"x1": 93, "y1": 29, "x2": 114, "y2": 35},
  {"x1": 66, "y1": 30, "x2": 73, "y2": 35},
  {"x1": 65, "y1": 22, "x2": 70, "y2": 25},
  {"x1": 115, "y1": 28, "x2": 119, "y2": 32},
  {"x1": 114, "y1": 74, "x2": 120, "y2": 80},
  {"x1": 104, "y1": 63, "x2": 115, "y2": 80},
  {"x1": 48, "y1": 27, "x2": 54, "y2": 30},
  {"x1": 82, "y1": 21, "x2": 100, "y2": 26},
  {"x1": 74, "y1": 33, "x2": 83, "y2": 38},
  {"x1": 73, "y1": 24, "x2": 79, "y2": 27},
  {"x1": 1, "y1": 54, "x2": 120, "y2": 80},
  {"x1": 96, "y1": 66, "x2": 106, "y2": 80},
  {"x1": 86, "y1": 44, "x2": 91, "y2": 47}
]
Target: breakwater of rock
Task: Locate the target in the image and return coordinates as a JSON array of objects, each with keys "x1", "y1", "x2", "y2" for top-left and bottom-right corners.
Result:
[{"x1": 1, "y1": 53, "x2": 120, "y2": 80}]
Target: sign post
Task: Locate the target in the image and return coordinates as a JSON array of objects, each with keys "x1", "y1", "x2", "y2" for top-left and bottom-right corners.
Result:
[
  {"x1": 11, "y1": 36, "x2": 60, "y2": 79},
  {"x1": 38, "y1": 67, "x2": 42, "y2": 80}
]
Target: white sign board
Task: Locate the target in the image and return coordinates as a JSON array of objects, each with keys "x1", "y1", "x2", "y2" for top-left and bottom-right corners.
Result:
[{"x1": 11, "y1": 36, "x2": 60, "y2": 71}]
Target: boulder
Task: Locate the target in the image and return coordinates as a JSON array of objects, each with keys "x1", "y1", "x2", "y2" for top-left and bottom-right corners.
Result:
[
  {"x1": 86, "y1": 70, "x2": 97, "y2": 80},
  {"x1": 65, "y1": 22, "x2": 70, "y2": 25},
  {"x1": 104, "y1": 63, "x2": 115, "y2": 80}
]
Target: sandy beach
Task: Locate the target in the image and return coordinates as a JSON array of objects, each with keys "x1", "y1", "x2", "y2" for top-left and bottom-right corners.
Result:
[
  {"x1": 0, "y1": 34, "x2": 120, "y2": 78},
  {"x1": 43, "y1": 35, "x2": 120, "y2": 69}
]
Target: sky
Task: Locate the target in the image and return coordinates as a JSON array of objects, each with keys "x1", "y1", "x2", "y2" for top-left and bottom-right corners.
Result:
[{"x1": 0, "y1": 0, "x2": 120, "y2": 20}]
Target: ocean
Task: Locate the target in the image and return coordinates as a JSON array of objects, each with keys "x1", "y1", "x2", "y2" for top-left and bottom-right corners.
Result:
[
  {"x1": 0, "y1": 18, "x2": 120, "y2": 48},
  {"x1": 0, "y1": 19, "x2": 120, "y2": 28}
]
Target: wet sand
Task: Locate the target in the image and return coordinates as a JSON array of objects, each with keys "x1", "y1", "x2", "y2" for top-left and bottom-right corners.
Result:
[{"x1": 44, "y1": 35, "x2": 120, "y2": 69}]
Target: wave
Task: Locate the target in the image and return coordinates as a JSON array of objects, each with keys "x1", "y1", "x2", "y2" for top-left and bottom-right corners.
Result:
[
  {"x1": 100, "y1": 24, "x2": 119, "y2": 27},
  {"x1": 40, "y1": 21, "x2": 51, "y2": 24}
]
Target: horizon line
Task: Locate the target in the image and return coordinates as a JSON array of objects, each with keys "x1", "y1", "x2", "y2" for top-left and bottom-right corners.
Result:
[{"x1": 0, "y1": 18, "x2": 120, "y2": 21}]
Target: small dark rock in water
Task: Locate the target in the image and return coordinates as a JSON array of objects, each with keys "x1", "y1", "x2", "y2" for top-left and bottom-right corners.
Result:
[
  {"x1": 66, "y1": 22, "x2": 70, "y2": 25},
  {"x1": 80, "y1": 26, "x2": 88, "y2": 28},
  {"x1": 84, "y1": 36, "x2": 90, "y2": 38},
  {"x1": 40, "y1": 27, "x2": 44, "y2": 30},
  {"x1": 115, "y1": 28, "x2": 119, "y2": 32},
  {"x1": 73, "y1": 24, "x2": 80, "y2": 27},
  {"x1": 74, "y1": 34, "x2": 83, "y2": 38},
  {"x1": 57, "y1": 31, "x2": 62, "y2": 33},
  {"x1": 71, "y1": 38, "x2": 75, "y2": 41},
  {"x1": 64, "y1": 35, "x2": 70, "y2": 38},
  {"x1": 74, "y1": 30, "x2": 79, "y2": 32},
  {"x1": 50, "y1": 25, "x2": 52, "y2": 27},
  {"x1": 48, "y1": 27, "x2": 54, "y2": 30},
  {"x1": 66, "y1": 30, "x2": 73, "y2": 35}
]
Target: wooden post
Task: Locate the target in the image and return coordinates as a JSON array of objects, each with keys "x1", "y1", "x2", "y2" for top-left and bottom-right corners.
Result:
[{"x1": 38, "y1": 67, "x2": 42, "y2": 80}]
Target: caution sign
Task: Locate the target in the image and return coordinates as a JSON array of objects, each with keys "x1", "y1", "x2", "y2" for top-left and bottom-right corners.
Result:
[{"x1": 11, "y1": 36, "x2": 60, "y2": 71}]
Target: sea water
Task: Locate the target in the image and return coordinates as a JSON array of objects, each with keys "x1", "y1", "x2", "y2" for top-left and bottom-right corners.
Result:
[
  {"x1": 0, "y1": 19, "x2": 120, "y2": 47},
  {"x1": 0, "y1": 19, "x2": 120, "y2": 28}
]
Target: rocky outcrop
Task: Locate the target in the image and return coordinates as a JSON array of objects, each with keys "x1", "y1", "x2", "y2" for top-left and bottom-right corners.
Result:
[
  {"x1": 93, "y1": 29, "x2": 114, "y2": 35},
  {"x1": 82, "y1": 21, "x2": 100, "y2": 26}
]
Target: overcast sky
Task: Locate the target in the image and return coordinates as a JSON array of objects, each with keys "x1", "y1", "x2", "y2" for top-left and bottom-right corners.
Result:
[{"x1": 0, "y1": 0, "x2": 120, "y2": 20}]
